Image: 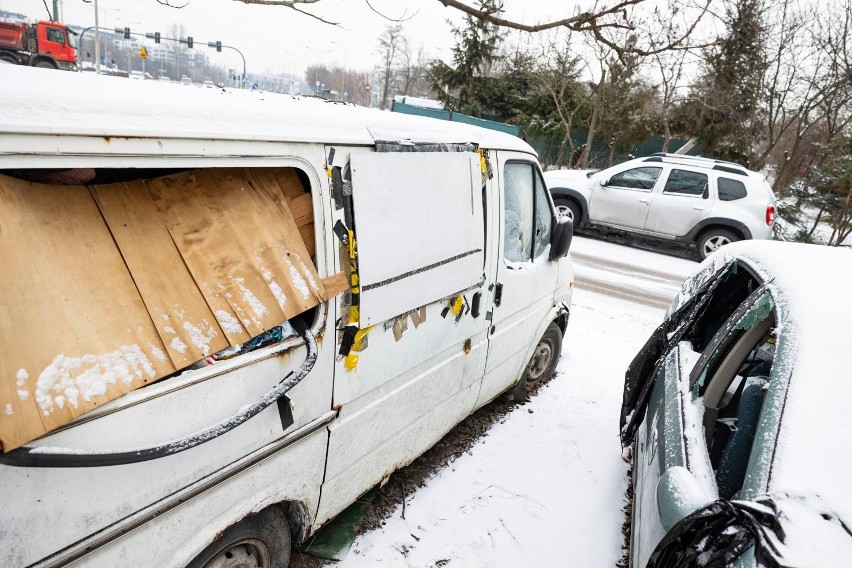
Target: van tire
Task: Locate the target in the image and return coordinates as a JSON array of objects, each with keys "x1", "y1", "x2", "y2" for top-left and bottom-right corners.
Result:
[
  {"x1": 510, "y1": 323, "x2": 563, "y2": 401},
  {"x1": 696, "y1": 228, "x2": 739, "y2": 261},
  {"x1": 186, "y1": 507, "x2": 291, "y2": 568}
]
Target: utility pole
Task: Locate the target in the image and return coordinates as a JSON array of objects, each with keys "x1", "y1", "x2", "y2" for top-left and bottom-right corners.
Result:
[{"x1": 93, "y1": 0, "x2": 101, "y2": 75}]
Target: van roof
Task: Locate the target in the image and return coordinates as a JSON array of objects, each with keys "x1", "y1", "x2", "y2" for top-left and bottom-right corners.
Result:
[{"x1": 0, "y1": 67, "x2": 535, "y2": 167}]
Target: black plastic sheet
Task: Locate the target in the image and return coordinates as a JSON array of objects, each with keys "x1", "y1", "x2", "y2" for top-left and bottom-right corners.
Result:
[{"x1": 648, "y1": 498, "x2": 788, "y2": 568}]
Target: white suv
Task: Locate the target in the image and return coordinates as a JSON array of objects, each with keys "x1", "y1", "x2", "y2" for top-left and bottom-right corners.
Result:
[{"x1": 544, "y1": 153, "x2": 777, "y2": 260}]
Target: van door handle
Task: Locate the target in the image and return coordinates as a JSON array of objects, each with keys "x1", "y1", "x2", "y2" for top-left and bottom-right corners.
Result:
[
  {"x1": 494, "y1": 282, "x2": 503, "y2": 307},
  {"x1": 692, "y1": 206, "x2": 707, "y2": 211},
  {"x1": 638, "y1": 198, "x2": 651, "y2": 204},
  {"x1": 471, "y1": 291, "x2": 482, "y2": 317}
]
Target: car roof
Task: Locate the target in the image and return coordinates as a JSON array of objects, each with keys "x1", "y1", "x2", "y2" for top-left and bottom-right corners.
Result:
[
  {"x1": 0, "y1": 66, "x2": 535, "y2": 167},
  {"x1": 704, "y1": 241, "x2": 852, "y2": 522}
]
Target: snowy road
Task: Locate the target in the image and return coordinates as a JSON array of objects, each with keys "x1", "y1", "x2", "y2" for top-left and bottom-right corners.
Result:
[{"x1": 333, "y1": 237, "x2": 698, "y2": 568}]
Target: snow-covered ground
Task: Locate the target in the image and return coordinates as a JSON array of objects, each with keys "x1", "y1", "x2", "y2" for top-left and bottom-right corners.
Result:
[{"x1": 335, "y1": 237, "x2": 697, "y2": 568}]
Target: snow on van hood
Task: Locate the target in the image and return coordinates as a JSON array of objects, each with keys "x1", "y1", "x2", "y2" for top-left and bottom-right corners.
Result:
[
  {"x1": 0, "y1": 66, "x2": 534, "y2": 156},
  {"x1": 686, "y1": 241, "x2": 852, "y2": 532}
]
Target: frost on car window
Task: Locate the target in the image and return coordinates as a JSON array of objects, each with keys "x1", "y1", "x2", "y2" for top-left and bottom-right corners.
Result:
[
  {"x1": 503, "y1": 162, "x2": 534, "y2": 262},
  {"x1": 533, "y1": 171, "x2": 552, "y2": 258}
]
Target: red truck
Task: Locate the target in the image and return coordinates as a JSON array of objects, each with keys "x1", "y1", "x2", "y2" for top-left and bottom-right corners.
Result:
[{"x1": 0, "y1": 20, "x2": 77, "y2": 71}]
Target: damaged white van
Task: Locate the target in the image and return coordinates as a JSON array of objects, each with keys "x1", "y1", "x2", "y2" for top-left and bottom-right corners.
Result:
[{"x1": 0, "y1": 66, "x2": 573, "y2": 568}]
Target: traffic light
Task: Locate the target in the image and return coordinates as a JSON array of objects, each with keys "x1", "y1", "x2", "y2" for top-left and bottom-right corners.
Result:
[
  {"x1": 207, "y1": 41, "x2": 222, "y2": 52},
  {"x1": 187, "y1": 36, "x2": 193, "y2": 49},
  {"x1": 155, "y1": 31, "x2": 160, "y2": 43},
  {"x1": 123, "y1": 27, "x2": 130, "y2": 39}
]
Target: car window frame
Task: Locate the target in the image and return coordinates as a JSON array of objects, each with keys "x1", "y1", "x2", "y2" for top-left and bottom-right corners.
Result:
[
  {"x1": 606, "y1": 166, "x2": 663, "y2": 192},
  {"x1": 502, "y1": 159, "x2": 554, "y2": 264},
  {"x1": 661, "y1": 168, "x2": 709, "y2": 199}
]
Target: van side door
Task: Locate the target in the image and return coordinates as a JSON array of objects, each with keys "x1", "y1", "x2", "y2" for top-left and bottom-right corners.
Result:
[
  {"x1": 316, "y1": 146, "x2": 495, "y2": 526},
  {"x1": 477, "y1": 152, "x2": 560, "y2": 406}
]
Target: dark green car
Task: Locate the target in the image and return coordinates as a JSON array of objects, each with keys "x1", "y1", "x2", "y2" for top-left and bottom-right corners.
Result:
[{"x1": 620, "y1": 241, "x2": 852, "y2": 568}]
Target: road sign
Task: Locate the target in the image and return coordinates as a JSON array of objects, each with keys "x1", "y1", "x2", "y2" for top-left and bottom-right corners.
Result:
[{"x1": 139, "y1": 47, "x2": 148, "y2": 59}]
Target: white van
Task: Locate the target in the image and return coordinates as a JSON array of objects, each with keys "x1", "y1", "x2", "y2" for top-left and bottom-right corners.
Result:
[{"x1": 0, "y1": 67, "x2": 574, "y2": 568}]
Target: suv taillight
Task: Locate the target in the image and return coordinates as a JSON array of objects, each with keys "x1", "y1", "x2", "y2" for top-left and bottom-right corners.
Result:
[{"x1": 766, "y1": 205, "x2": 776, "y2": 226}]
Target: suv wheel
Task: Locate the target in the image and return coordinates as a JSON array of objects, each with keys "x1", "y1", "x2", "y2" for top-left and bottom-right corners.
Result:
[
  {"x1": 554, "y1": 198, "x2": 582, "y2": 227},
  {"x1": 697, "y1": 229, "x2": 739, "y2": 261}
]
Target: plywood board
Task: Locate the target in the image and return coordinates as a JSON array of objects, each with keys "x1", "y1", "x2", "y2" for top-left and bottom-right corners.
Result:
[
  {"x1": 91, "y1": 181, "x2": 230, "y2": 365},
  {"x1": 0, "y1": 175, "x2": 175, "y2": 451},
  {"x1": 146, "y1": 169, "x2": 326, "y2": 337}
]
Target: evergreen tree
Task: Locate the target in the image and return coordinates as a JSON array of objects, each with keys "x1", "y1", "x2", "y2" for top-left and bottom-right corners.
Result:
[
  {"x1": 678, "y1": 0, "x2": 768, "y2": 167},
  {"x1": 429, "y1": 0, "x2": 503, "y2": 116}
]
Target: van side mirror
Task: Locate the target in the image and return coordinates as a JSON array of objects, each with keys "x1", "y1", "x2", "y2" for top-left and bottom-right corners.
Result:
[
  {"x1": 549, "y1": 215, "x2": 573, "y2": 260},
  {"x1": 657, "y1": 466, "x2": 712, "y2": 531},
  {"x1": 599, "y1": 177, "x2": 610, "y2": 187}
]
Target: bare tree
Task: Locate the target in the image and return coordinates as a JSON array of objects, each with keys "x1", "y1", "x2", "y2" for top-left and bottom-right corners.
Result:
[
  {"x1": 225, "y1": 0, "x2": 712, "y2": 56},
  {"x1": 376, "y1": 25, "x2": 404, "y2": 109},
  {"x1": 529, "y1": 36, "x2": 587, "y2": 167}
]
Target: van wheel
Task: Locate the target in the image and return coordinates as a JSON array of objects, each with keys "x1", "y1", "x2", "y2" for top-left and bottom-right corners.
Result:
[
  {"x1": 554, "y1": 198, "x2": 582, "y2": 227},
  {"x1": 510, "y1": 323, "x2": 563, "y2": 401},
  {"x1": 696, "y1": 229, "x2": 739, "y2": 261},
  {"x1": 186, "y1": 507, "x2": 291, "y2": 568}
]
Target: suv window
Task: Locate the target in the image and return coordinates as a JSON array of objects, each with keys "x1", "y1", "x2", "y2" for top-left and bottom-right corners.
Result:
[
  {"x1": 718, "y1": 177, "x2": 748, "y2": 201},
  {"x1": 608, "y1": 167, "x2": 661, "y2": 191},
  {"x1": 663, "y1": 169, "x2": 707, "y2": 197},
  {"x1": 504, "y1": 162, "x2": 552, "y2": 263}
]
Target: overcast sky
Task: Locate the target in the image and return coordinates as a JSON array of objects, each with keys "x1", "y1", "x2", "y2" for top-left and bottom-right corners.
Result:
[{"x1": 1, "y1": 0, "x2": 574, "y2": 79}]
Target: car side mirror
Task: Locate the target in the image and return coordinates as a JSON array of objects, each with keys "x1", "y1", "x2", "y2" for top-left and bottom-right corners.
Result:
[
  {"x1": 549, "y1": 215, "x2": 573, "y2": 260},
  {"x1": 599, "y1": 177, "x2": 609, "y2": 187},
  {"x1": 656, "y1": 466, "x2": 712, "y2": 531}
]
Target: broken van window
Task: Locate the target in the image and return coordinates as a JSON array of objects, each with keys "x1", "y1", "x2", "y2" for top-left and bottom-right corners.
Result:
[
  {"x1": 0, "y1": 167, "x2": 335, "y2": 451},
  {"x1": 503, "y1": 162, "x2": 534, "y2": 262}
]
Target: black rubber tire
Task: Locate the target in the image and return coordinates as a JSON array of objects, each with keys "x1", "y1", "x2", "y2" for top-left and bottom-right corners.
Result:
[
  {"x1": 34, "y1": 60, "x2": 57, "y2": 69},
  {"x1": 696, "y1": 228, "x2": 739, "y2": 261},
  {"x1": 510, "y1": 322, "x2": 563, "y2": 401},
  {"x1": 553, "y1": 198, "x2": 582, "y2": 228},
  {"x1": 186, "y1": 507, "x2": 291, "y2": 568},
  {"x1": 0, "y1": 53, "x2": 17, "y2": 65}
]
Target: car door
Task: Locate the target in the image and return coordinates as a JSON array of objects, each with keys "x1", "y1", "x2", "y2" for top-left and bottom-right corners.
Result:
[
  {"x1": 633, "y1": 283, "x2": 776, "y2": 568},
  {"x1": 589, "y1": 166, "x2": 663, "y2": 230},
  {"x1": 477, "y1": 153, "x2": 559, "y2": 406},
  {"x1": 643, "y1": 168, "x2": 713, "y2": 237}
]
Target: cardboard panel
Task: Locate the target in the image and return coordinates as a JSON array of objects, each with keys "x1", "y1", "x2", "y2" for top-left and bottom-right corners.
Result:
[
  {"x1": 0, "y1": 175, "x2": 175, "y2": 451},
  {"x1": 90, "y1": 181, "x2": 230, "y2": 365},
  {"x1": 146, "y1": 169, "x2": 326, "y2": 337}
]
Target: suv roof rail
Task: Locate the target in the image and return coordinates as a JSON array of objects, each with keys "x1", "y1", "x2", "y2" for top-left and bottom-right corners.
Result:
[
  {"x1": 650, "y1": 152, "x2": 746, "y2": 169},
  {"x1": 643, "y1": 154, "x2": 750, "y2": 177}
]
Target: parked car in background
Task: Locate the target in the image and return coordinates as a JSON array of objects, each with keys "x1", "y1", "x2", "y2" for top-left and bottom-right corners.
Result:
[
  {"x1": 128, "y1": 70, "x2": 145, "y2": 80},
  {"x1": 544, "y1": 154, "x2": 776, "y2": 260},
  {"x1": 180, "y1": 75, "x2": 192, "y2": 86},
  {"x1": 203, "y1": 79, "x2": 215, "y2": 88},
  {"x1": 620, "y1": 241, "x2": 852, "y2": 567}
]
